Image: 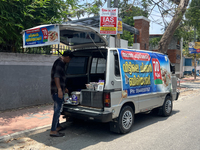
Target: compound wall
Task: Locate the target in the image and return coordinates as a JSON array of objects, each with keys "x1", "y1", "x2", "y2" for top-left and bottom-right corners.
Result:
[{"x1": 0, "y1": 52, "x2": 58, "y2": 111}]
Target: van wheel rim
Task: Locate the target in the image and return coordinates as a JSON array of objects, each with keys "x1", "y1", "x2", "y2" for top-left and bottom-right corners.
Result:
[
  {"x1": 165, "y1": 100, "x2": 172, "y2": 114},
  {"x1": 122, "y1": 110, "x2": 132, "y2": 130}
]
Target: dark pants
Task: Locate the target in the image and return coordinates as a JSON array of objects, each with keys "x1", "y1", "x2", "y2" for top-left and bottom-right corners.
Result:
[{"x1": 51, "y1": 93, "x2": 64, "y2": 131}]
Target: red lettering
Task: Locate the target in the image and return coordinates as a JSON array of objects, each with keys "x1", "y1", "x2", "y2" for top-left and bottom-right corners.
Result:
[{"x1": 121, "y1": 51, "x2": 150, "y2": 61}]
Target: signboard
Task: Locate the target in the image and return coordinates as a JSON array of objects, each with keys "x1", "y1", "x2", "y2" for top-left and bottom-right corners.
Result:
[
  {"x1": 23, "y1": 25, "x2": 60, "y2": 48},
  {"x1": 100, "y1": 8, "x2": 118, "y2": 35},
  {"x1": 118, "y1": 49, "x2": 171, "y2": 98},
  {"x1": 189, "y1": 42, "x2": 200, "y2": 53},
  {"x1": 117, "y1": 18, "x2": 123, "y2": 34}
]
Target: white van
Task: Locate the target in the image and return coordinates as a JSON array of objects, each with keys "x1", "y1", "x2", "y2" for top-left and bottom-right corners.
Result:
[{"x1": 60, "y1": 24, "x2": 179, "y2": 133}]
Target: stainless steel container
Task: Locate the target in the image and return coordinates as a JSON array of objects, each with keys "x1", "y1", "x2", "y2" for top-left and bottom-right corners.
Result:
[{"x1": 71, "y1": 91, "x2": 81, "y2": 105}]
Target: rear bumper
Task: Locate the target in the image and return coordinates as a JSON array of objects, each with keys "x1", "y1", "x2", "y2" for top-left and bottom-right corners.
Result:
[
  {"x1": 175, "y1": 91, "x2": 180, "y2": 100},
  {"x1": 61, "y1": 105, "x2": 112, "y2": 123}
]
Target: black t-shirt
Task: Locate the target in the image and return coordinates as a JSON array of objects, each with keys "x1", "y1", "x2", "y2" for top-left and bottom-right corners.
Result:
[{"x1": 50, "y1": 57, "x2": 66, "y2": 95}]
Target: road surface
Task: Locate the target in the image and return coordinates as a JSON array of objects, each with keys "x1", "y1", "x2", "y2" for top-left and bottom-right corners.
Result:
[{"x1": 1, "y1": 89, "x2": 200, "y2": 150}]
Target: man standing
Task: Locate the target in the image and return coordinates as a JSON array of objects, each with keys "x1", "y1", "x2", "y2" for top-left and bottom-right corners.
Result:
[{"x1": 50, "y1": 50, "x2": 73, "y2": 137}]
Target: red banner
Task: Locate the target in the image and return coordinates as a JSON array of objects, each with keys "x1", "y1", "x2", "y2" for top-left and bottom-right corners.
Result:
[
  {"x1": 121, "y1": 51, "x2": 151, "y2": 61},
  {"x1": 41, "y1": 28, "x2": 48, "y2": 42},
  {"x1": 26, "y1": 28, "x2": 40, "y2": 34},
  {"x1": 152, "y1": 58, "x2": 162, "y2": 80}
]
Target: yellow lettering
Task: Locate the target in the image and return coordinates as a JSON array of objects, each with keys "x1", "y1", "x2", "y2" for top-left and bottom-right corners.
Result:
[
  {"x1": 140, "y1": 63, "x2": 153, "y2": 73},
  {"x1": 123, "y1": 61, "x2": 139, "y2": 75},
  {"x1": 129, "y1": 75, "x2": 151, "y2": 87},
  {"x1": 26, "y1": 36, "x2": 42, "y2": 42}
]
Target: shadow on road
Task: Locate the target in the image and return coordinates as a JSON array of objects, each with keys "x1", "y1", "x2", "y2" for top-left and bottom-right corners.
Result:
[{"x1": 0, "y1": 109, "x2": 179, "y2": 150}]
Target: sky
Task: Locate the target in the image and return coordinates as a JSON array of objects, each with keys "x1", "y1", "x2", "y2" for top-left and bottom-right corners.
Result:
[
  {"x1": 72, "y1": 0, "x2": 177, "y2": 35},
  {"x1": 149, "y1": 22, "x2": 164, "y2": 35}
]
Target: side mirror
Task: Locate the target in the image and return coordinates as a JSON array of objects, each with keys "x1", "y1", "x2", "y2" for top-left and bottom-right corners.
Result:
[{"x1": 170, "y1": 63, "x2": 175, "y2": 74}]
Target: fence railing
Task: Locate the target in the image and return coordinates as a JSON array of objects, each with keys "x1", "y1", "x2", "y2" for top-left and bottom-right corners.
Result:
[{"x1": 0, "y1": 44, "x2": 71, "y2": 55}]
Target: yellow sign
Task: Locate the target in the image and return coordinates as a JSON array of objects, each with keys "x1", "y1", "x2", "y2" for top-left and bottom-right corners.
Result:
[
  {"x1": 117, "y1": 18, "x2": 123, "y2": 34},
  {"x1": 100, "y1": 27, "x2": 116, "y2": 31},
  {"x1": 194, "y1": 42, "x2": 200, "y2": 49}
]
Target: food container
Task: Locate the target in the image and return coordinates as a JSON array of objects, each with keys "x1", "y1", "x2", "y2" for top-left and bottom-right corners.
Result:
[
  {"x1": 71, "y1": 91, "x2": 81, "y2": 105},
  {"x1": 94, "y1": 83, "x2": 99, "y2": 91},
  {"x1": 86, "y1": 84, "x2": 94, "y2": 90}
]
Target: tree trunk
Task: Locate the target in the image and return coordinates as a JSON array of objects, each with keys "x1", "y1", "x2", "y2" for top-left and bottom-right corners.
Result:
[{"x1": 158, "y1": 0, "x2": 190, "y2": 54}]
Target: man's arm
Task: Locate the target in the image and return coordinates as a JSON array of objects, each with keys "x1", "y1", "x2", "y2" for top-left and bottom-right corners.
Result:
[{"x1": 55, "y1": 77, "x2": 63, "y2": 99}]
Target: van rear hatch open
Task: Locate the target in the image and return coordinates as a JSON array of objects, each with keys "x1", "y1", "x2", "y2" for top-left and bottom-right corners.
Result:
[
  {"x1": 62, "y1": 49, "x2": 113, "y2": 122},
  {"x1": 59, "y1": 24, "x2": 108, "y2": 49}
]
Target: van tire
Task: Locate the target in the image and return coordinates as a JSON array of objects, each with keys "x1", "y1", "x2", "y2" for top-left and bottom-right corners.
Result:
[
  {"x1": 118, "y1": 105, "x2": 134, "y2": 134},
  {"x1": 160, "y1": 96, "x2": 173, "y2": 117}
]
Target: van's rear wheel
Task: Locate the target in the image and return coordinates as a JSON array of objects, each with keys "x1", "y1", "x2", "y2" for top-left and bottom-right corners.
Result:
[
  {"x1": 160, "y1": 96, "x2": 173, "y2": 117},
  {"x1": 118, "y1": 105, "x2": 134, "y2": 134}
]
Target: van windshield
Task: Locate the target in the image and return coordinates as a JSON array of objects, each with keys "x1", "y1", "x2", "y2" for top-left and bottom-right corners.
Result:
[{"x1": 66, "y1": 57, "x2": 88, "y2": 75}]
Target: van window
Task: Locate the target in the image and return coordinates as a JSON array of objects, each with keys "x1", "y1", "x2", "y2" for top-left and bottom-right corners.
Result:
[
  {"x1": 113, "y1": 51, "x2": 120, "y2": 76},
  {"x1": 66, "y1": 57, "x2": 88, "y2": 75},
  {"x1": 91, "y1": 58, "x2": 106, "y2": 74}
]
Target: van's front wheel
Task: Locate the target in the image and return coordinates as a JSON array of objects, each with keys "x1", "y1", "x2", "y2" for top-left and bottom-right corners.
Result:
[{"x1": 118, "y1": 105, "x2": 134, "y2": 134}]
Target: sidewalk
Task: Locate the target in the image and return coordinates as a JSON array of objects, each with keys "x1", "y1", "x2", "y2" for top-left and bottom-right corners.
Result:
[
  {"x1": 0, "y1": 76, "x2": 200, "y2": 142},
  {"x1": 0, "y1": 103, "x2": 65, "y2": 142},
  {"x1": 177, "y1": 76, "x2": 200, "y2": 91}
]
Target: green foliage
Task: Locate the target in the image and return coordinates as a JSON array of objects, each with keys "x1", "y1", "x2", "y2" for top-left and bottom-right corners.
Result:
[
  {"x1": 118, "y1": 2, "x2": 149, "y2": 46},
  {"x1": 149, "y1": 37, "x2": 162, "y2": 48},
  {"x1": 185, "y1": 0, "x2": 200, "y2": 30},
  {"x1": 120, "y1": 30, "x2": 133, "y2": 46},
  {"x1": 76, "y1": 0, "x2": 104, "y2": 18},
  {"x1": 119, "y1": 3, "x2": 148, "y2": 27},
  {"x1": 0, "y1": 0, "x2": 77, "y2": 52}
]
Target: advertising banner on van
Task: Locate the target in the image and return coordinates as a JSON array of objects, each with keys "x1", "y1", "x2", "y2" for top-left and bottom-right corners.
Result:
[
  {"x1": 117, "y1": 49, "x2": 171, "y2": 98},
  {"x1": 99, "y1": 8, "x2": 118, "y2": 35},
  {"x1": 189, "y1": 42, "x2": 200, "y2": 53},
  {"x1": 23, "y1": 25, "x2": 60, "y2": 48}
]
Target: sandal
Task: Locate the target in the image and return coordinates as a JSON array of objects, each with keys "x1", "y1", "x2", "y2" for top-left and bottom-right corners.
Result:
[
  {"x1": 50, "y1": 132, "x2": 65, "y2": 137},
  {"x1": 57, "y1": 126, "x2": 66, "y2": 132}
]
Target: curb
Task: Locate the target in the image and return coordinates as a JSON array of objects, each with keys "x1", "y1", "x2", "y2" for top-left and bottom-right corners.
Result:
[
  {"x1": 0, "y1": 124, "x2": 51, "y2": 143},
  {"x1": 0, "y1": 119, "x2": 67, "y2": 143}
]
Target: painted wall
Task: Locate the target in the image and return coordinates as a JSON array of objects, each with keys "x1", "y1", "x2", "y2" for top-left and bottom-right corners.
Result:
[{"x1": 0, "y1": 52, "x2": 58, "y2": 110}]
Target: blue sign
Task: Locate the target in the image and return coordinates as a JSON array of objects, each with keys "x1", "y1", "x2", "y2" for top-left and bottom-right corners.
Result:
[
  {"x1": 117, "y1": 49, "x2": 171, "y2": 98},
  {"x1": 23, "y1": 25, "x2": 60, "y2": 48},
  {"x1": 189, "y1": 42, "x2": 200, "y2": 54}
]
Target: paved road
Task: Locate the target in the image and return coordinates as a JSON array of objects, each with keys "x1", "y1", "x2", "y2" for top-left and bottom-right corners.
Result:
[{"x1": 1, "y1": 89, "x2": 200, "y2": 150}]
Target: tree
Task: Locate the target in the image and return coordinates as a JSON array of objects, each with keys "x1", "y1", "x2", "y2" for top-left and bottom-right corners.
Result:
[
  {"x1": 79, "y1": 0, "x2": 189, "y2": 51},
  {"x1": 185, "y1": 0, "x2": 200, "y2": 31},
  {"x1": 0, "y1": 0, "x2": 77, "y2": 52},
  {"x1": 157, "y1": 0, "x2": 190, "y2": 54}
]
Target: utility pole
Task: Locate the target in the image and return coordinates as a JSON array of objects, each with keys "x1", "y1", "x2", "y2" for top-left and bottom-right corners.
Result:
[
  {"x1": 194, "y1": 27, "x2": 197, "y2": 80},
  {"x1": 114, "y1": 0, "x2": 120, "y2": 48},
  {"x1": 106, "y1": 0, "x2": 111, "y2": 47},
  {"x1": 180, "y1": 38, "x2": 183, "y2": 78}
]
